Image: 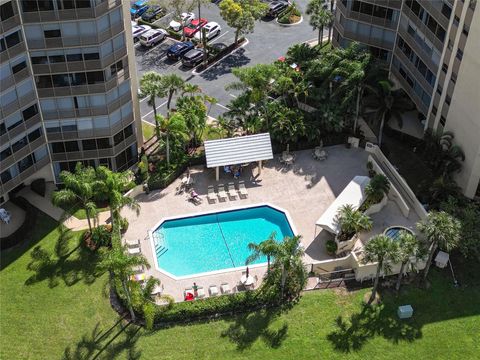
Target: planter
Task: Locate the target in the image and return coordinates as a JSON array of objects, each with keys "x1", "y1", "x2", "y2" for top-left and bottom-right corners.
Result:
[
  {"x1": 335, "y1": 234, "x2": 357, "y2": 255},
  {"x1": 276, "y1": 15, "x2": 303, "y2": 26},
  {"x1": 364, "y1": 195, "x2": 388, "y2": 216}
]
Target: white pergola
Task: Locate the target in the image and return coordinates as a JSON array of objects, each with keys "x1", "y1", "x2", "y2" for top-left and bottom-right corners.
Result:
[
  {"x1": 204, "y1": 133, "x2": 274, "y2": 181},
  {"x1": 315, "y1": 175, "x2": 370, "y2": 235}
]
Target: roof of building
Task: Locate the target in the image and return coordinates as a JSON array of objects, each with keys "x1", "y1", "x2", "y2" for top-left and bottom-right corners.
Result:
[{"x1": 204, "y1": 133, "x2": 273, "y2": 168}]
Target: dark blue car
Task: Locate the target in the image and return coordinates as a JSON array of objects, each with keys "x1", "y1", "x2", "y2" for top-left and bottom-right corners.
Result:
[
  {"x1": 167, "y1": 42, "x2": 195, "y2": 60},
  {"x1": 130, "y1": 0, "x2": 149, "y2": 18}
]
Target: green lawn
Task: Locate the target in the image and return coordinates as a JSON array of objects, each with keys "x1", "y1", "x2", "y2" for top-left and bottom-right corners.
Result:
[
  {"x1": 142, "y1": 121, "x2": 156, "y2": 142},
  {"x1": 59, "y1": 203, "x2": 109, "y2": 220},
  {"x1": 1, "y1": 214, "x2": 479, "y2": 359}
]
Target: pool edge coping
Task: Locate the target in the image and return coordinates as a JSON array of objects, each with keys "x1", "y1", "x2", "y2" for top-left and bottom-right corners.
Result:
[{"x1": 147, "y1": 202, "x2": 298, "y2": 281}]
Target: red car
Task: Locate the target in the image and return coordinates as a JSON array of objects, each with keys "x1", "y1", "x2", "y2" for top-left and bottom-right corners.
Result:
[{"x1": 183, "y1": 18, "x2": 207, "y2": 37}]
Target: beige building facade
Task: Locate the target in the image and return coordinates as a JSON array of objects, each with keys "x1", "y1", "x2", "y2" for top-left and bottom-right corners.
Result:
[
  {"x1": 333, "y1": 0, "x2": 480, "y2": 199},
  {"x1": 0, "y1": 0, "x2": 141, "y2": 203}
]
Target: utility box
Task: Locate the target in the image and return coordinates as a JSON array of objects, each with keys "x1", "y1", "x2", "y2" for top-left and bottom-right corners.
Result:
[
  {"x1": 397, "y1": 305, "x2": 413, "y2": 319},
  {"x1": 435, "y1": 251, "x2": 449, "y2": 268}
]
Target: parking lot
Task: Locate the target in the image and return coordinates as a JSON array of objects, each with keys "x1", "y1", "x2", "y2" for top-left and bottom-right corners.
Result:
[{"x1": 134, "y1": 0, "x2": 327, "y2": 123}]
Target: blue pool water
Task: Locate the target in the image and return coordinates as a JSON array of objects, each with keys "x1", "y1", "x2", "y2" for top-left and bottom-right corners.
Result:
[{"x1": 152, "y1": 205, "x2": 294, "y2": 277}]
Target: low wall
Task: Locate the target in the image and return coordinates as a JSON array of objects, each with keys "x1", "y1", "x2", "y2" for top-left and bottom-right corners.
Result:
[
  {"x1": 125, "y1": 184, "x2": 144, "y2": 199},
  {"x1": 368, "y1": 154, "x2": 411, "y2": 217},
  {"x1": 310, "y1": 254, "x2": 355, "y2": 274}
]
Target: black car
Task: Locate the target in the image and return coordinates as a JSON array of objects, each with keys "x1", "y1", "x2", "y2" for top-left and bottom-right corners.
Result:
[
  {"x1": 267, "y1": 1, "x2": 289, "y2": 17},
  {"x1": 166, "y1": 41, "x2": 195, "y2": 60},
  {"x1": 182, "y1": 49, "x2": 204, "y2": 67},
  {"x1": 141, "y1": 5, "x2": 165, "y2": 22}
]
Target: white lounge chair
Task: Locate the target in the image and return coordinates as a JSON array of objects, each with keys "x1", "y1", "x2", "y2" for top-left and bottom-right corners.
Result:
[
  {"x1": 220, "y1": 283, "x2": 231, "y2": 294},
  {"x1": 217, "y1": 184, "x2": 227, "y2": 201},
  {"x1": 209, "y1": 285, "x2": 219, "y2": 296},
  {"x1": 132, "y1": 265, "x2": 144, "y2": 274},
  {"x1": 227, "y1": 183, "x2": 237, "y2": 200},
  {"x1": 196, "y1": 286, "x2": 205, "y2": 298},
  {"x1": 207, "y1": 186, "x2": 216, "y2": 203},
  {"x1": 238, "y1": 181, "x2": 248, "y2": 198}
]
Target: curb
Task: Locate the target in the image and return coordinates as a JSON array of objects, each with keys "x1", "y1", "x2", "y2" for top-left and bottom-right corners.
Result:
[
  {"x1": 192, "y1": 38, "x2": 250, "y2": 76},
  {"x1": 276, "y1": 15, "x2": 303, "y2": 27}
]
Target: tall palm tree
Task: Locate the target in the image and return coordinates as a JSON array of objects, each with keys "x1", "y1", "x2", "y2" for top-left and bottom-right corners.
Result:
[
  {"x1": 417, "y1": 211, "x2": 461, "y2": 283},
  {"x1": 99, "y1": 243, "x2": 150, "y2": 322},
  {"x1": 395, "y1": 231, "x2": 425, "y2": 293},
  {"x1": 423, "y1": 130, "x2": 465, "y2": 177},
  {"x1": 181, "y1": 83, "x2": 201, "y2": 97},
  {"x1": 162, "y1": 74, "x2": 185, "y2": 113},
  {"x1": 156, "y1": 113, "x2": 189, "y2": 165},
  {"x1": 336, "y1": 204, "x2": 373, "y2": 241},
  {"x1": 96, "y1": 167, "x2": 140, "y2": 228},
  {"x1": 246, "y1": 231, "x2": 278, "y2": 273},
  {"x1": 306, "y1": 0, "x2": 333, "y2": 47},
  {"x1": 273, "y1": 235, "x2": 305, "y2": 300},
  {"x1": 51, "y1": 163, "x2": 101, "y2": 233},
  {"x1": 362, "y1": 80, "x2": 414, "y2": 147},
  {"x1": 139, "y1": 72, "x2": 165, "y2": 140},
  {"x1": 363, "y1": 234, "x2": 398, "y2": 305}
]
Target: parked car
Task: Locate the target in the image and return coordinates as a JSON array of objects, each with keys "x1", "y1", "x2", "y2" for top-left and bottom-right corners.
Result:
[
  {"x1": 182, "y1": 48, "x2": 205, "y2": 67},
  {"x1": 130, "y1": 0, "x2": 149, "y2": 18},
  {"x1": 266, "y1": 1, "x2": 289, "y2": 17},
  {"x1": 169, "y1": 12, "x2": 196, "y2": 31},
  {"x1": 132, "y1": 24, "x2": 152, "y2": 42},
  {"x1": 141, "y1": 5, "x2": 165, "y2": 22},
  {"x1": 183, "y1": 18, "x2": 208, "y2": 37},
  {"x1": 139, "y1": 29, "x2": 168, "y2": 47},
  {"x1": 194, "y1": 22, "x2": 221, "y2": 41},
  {"x1": 166, "y1": 41, "x2": 195, "y2": 60}
]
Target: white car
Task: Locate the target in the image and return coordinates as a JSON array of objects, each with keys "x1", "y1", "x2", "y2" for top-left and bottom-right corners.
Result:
[
  {"x1": 139, "y1": 29, "x2": 168, "y2": 47},
  {"x1": 169, "y1": 12, "x2": 196, "y2": 31},
  {"x1": 132, "y1": 24, "x2": 152, "y2": 42},
  {"x1": 194, "y1": 21, "x2": 221, "y2": 41}
]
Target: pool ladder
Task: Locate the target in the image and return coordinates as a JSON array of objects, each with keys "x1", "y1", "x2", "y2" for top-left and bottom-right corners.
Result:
[{"x1": 153, "y1": 233, "x2": 168, "y2": 257}]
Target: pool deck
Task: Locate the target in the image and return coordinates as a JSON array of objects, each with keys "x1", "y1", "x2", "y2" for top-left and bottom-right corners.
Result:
[{"x1": 122, "y1": 145, "x2": 416, "y2": 302}]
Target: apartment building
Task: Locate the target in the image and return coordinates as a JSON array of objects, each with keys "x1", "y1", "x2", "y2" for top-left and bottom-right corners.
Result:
[
  {"x1": 0, "y1": 0, "x2": 141, "y2": 204},
  {"x1": 333, "y1": 0, "x2": 480, "y2": 199}
]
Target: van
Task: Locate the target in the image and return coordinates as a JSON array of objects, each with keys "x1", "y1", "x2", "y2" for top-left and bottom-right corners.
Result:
[
  {"x1": 182, "y1": 49, "x2": 204, "y2": 67},
  {"x1": 139, "y1": 29, "x2": 167, "y2": 47}
]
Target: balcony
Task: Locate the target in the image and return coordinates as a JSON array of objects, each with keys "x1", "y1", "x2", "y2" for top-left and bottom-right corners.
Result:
[
  {"x1": 37, "y1": 77, "x2": 119, "y2": 98},
  {"x1": 390, "y1": 66, "x2": 428, "y2": 115},
  {"x1": 0, "y1": 90, "x2": 37, "y2": 118},
  {"x1": 0, "y1": 14, "x2": 21, "y2": 33},
  {"x1": 339, "y1": 26, "x2": 395, "y2": 50},
  {"x1": 336, "y1": 1, "x2": 398, "y2": 30},
  {"x1": 1, "y1": 67, "x2": 31, "y2": 91},
  {"x1": 0, "y1": 41, "x2": 27, "y2": 64},
  {"x1": 393, "y1": 47, "x2": 434, "y2": 94},
  {"x1": 401, "y1": 8, "x2": 444, "y2": 52},
  {"x1": 397, "y1": 25, "x2": 438, "y2": 73},
  {"x1": 420, "y1": 0, "x2": 450, "y2": 29}
]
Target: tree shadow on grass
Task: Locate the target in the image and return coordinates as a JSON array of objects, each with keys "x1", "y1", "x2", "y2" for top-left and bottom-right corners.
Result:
[
  {"x1": 327, "y1": 303, "x2": 422, "y2": 353},
  {"x1": 220, "y1": 308, "x2": 289, "y2": 351},
  {"x1": 25, "y1": 228, "x2": 103, "y2": 288},
  {"x1": 63, "y1": 318, "x2": 142, "y2": 360}
]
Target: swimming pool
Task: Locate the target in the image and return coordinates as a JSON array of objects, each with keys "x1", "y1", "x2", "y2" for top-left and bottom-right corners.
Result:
[{"x1": 150, "y1": 205, "x2": 295, "y2": 278}]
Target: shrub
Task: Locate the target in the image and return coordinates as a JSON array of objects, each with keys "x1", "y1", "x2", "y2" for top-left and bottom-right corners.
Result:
[
  {"x1": 365, "y1": 174, "x2": 390, "y2": 204},
  {"x1": 366, "y1": 161, "x2": 376, "y2": 178},
  {"x1": 30, "y1": 178, "x2": 46, "y2": 197},
  {"x1": 326, "y1": 239, "x2": 337, "y2": 255},
  {"x1": 90, "y1": 225, "x2": 112, "y2": 248}
]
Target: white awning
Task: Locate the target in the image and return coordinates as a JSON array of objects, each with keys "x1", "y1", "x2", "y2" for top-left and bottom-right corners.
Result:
[
  {"x1": 204, "y1": 133, "x2": 273, "y2": 168},
  {"x1": 315, "y1": 176, "x2": 370, "y2": 234}
]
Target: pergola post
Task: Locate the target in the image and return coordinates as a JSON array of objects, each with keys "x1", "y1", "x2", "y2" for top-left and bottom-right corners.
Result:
[
  {"x1": 215, "y1": 166, "x2": 219, "y2": 181},
  {"x1": 258, "y1": 160, "x2": 262, "y2": 176}
]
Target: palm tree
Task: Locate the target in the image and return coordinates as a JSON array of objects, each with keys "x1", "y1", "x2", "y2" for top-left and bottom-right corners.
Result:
[
  {"x1": 139, "y1": 71, "x2": 164, "y2": 120},
  {"x1": 96, "y1": 166, "x2": 140, "y2": 229},
  {"x1": 162, "y1": 74, "x2": 185, "y2": 113},
  {"x1": 272, "y1": 235, "x2": 305, "y2": 300},
  {"x1": 181, "y1": 83, "x2": 201, "y2": 97},
  {"x1": 363, "y1": 234, "x2": 398, "y2": 305},
  {"x1": 395, "y1": 231, "x2": 425, "y2": 293},
  {"x1": 51, "y1": 163, "x2": 101, "y2": 233},
  {"x1": 336, "y1": 204, "x2": 373, "y2": 241},
  {"x1": 365, "y1": 174, "x2": 390, "y2": 204},
  {"x1": 246, "y1": 231, "x2": 278, "y2": 273},
  {"x1": 417, "y1": 211, "x2": 461, "y2": 283},
  {"x1": 156, "y1": 113, "x2": 189, "y2": 165},
  {"x1": 362, "y1": 80, "x2": 414, "y2": 147},
  {"x1": 423, "y1": 130, "x2": 465, "y2": 177},
  {"x1": 99, "y1": 243, "x2": 150, "y2": 322},
  {"x1": 306, "y1": 0, "x2": 333, "y2": 47}
]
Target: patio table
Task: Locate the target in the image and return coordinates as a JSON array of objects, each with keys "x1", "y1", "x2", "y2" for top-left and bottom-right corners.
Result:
[{"x1": 241, "y1": 274, "x2": 255, "y2": 286}]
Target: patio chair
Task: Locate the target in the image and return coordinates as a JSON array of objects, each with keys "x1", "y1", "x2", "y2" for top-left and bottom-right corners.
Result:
[
  {"x1": 237, "y1": 181, "x2": 248, "y2": 199},
  {"x1": 132, "y1": 265, "x2": 144, "y2": 274},
  {"x1": 217, "y1": 184, "x2": 227, "y2": 202},
  {"x1": 207, "y1": 186, "x2": 217, "y2": 203},
  {"x1": 227, "y1": 183, "x2": 237, "y2": 200},
  {"x1": 220, "y1": 283, "x2": 231, "y2": 294},
  {"x1": 127, "y1": 240, "x2": 141, "y2": 255},
  {"x1": 209, "y1": 285, "x2": 219, "y2": 296},
  {"x1": 184, "y1": 288, "x2": 194, "y2": 301},
  {"x1": 196, "y1": 286, "x2": 205, "y2": 298}
]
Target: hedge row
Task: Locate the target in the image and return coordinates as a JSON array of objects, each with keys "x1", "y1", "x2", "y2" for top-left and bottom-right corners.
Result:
[{"x1": 0, "y1": 197, "x2": 38, "y2": 250}]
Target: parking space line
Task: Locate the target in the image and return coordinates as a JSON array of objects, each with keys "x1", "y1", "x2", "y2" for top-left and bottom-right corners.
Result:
[
  {"x1": 229, "y1": 94, "x2": 237, "y2": 98},
  {"x1": 209, "y1": 30, "x2": 230, "y2": 44},
  {"x1": 215, "y1": 103, "x2": 230, "y2": 110},
  {"x1": 142, "y1": 100, "x2": 168, "y2": 119}
]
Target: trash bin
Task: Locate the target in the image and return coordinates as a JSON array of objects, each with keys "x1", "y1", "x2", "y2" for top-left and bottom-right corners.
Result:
[{"x1": 397, "y1": 305, "x2": 413, "y2": 319}]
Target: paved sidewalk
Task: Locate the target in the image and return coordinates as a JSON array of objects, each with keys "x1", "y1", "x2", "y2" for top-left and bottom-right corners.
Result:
[{"x1": 18, "y1": 182, "x2": 110, "y2": 231}]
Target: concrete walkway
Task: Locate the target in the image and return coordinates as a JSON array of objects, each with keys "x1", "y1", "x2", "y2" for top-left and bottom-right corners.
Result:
[{"x1": 17, "y1": 182, "x2": 111, "y2": 232}]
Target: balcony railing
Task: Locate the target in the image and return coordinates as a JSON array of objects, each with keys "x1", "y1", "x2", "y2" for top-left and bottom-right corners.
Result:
[
  {"x1": 336, "y1": 1, "x2": 398, "y2": 30},
  {"x1": 0, "y1": 41, "x2": 27, "y2": 64},
  {"x1": 0, "y1": 14, "x2": 21, "y2": 33}
]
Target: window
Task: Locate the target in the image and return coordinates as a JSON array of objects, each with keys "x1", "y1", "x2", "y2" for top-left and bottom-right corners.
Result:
[
  {"x1": 66, "y1": 53, "x2": 82, "y2": 62},
  {"x1": 432, "y1": 106, "x2": 437, "y2": 115},
  {"x1": 64, "y1": 141, "x2": 79, "y2": 152},
  {"x1": 12, "y1": 136, "x2": 28, "y2": 152},
  {"x1": 44, "y1": 29, "x2": 61, "y2": 38},
  {"x1": 456, "y1": 49, "x2": 463, "y2": 60},
  {"x1": 463, "y1": 24, "x2": 469, "y2": 36},
  {"x1": 18, "y1": 154, "x2": 34, "y2": 173},
  {"x1": 22, "y1": 0, "x2": 54, "y2": 12},
  {"x1": 451, "y1": 72, "x2": 457, "y2": 83},
  {"x1": 5, "y1": 113, "x2": 22, "y2": 130},
  {"x1": 0, "y1": 122, "x2": 6, "y2": 136},
  {"x1": 440, "y1": 116, "x2": 446, "y2": 126},
  {"x1": 96, "y1": 138, "x2": 111, "y2": 149},
  {"x1": 83, "y1": 52, "x2": 99, "y2": 60},
  {"x1": 12, "y1": 61, "x2": 26, "y2": 74},
  {"x1": 447, "y1": 39, "x2": 453, "y2": 50},
  {"x1": 0, "y1": 2, "x2": 14, "y2": 21},
  {"x1": 445, "y1": 95, "x2": 451, "y2": 105},
  {"x1": 123, "y1": 124, "x2": 133, "y2": 139},
  {"x1": 1, "y1": 169, "x2": 12, "y2": 184},
  {"x1": 5, "y1": 31, "x2": 21, "y2": 48},
  {"x1": 23, "y1": 104, "x2": 38, "y2": 120},
  {"x1": 442, "y1": 63, "x2": 448, "y2": 73},
  {"x1": 0, "y1": 147, "x2": 12, "y2": 160},
  {"x1": 49, "y1": 54, "x2": 65, "y2": 63},
  {"x1": 52, "y1": 74, "x2": 70, "y2": 87},
  {"x1": 441, "y1": 3, "x2": 452, "y2": 19},
  {"x1": 51, "y1": 142, "x2": 66, "y2": 153},
  {"x1": 113, "y1": 129, "x2": 124, "y2": 146},
  {"x1": 82, "y1": 139, "x2": 96, "y2": 150},
  {"x1": 27, "y1": 128, "x2": 41, "y2": 142},
  {"x1": 36, "y1": 75, "x2": 53, "y2": 88},
  {"x1": 453, "y1": 16, "x2": 460, "y2": 27},
  {"x1": 437, "y1": 85, "x2": 442, "y2": 95},
  {"x1": 86, "y1": 71, "x2": 104, "y2": 84},
  {"x1": 31, "y1": 55, "x2": 48, "y2": 64}
]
